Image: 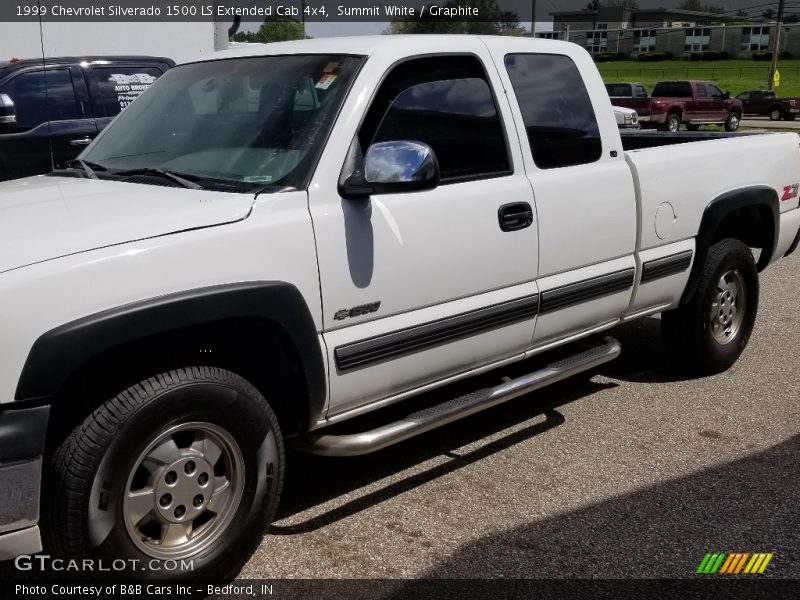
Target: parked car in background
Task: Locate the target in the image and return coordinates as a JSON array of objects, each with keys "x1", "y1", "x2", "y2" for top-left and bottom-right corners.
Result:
[
  {"x1": 611, "y1": 80, "x2": 742, "y2": 132},
  {"x1": 0, "y1": 56, "x2": 174, "y2": 181},
  {"x1": 736, "y1": 90, "x2": 800, "y2": 121},
  {"x1": 613, "y1": 105, "x2": 640, "y2": 129}
]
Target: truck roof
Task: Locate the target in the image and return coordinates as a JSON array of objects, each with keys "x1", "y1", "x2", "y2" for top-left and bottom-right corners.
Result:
[
  {"x1": 0, "y1": 55, "x2": 174, "y2": 76},
  {"x1": 202, "y1": 35, "x2": 577, "y2": 64}
]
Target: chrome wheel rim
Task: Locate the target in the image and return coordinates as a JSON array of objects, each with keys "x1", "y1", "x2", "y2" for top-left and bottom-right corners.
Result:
[
  {"x1": 123, "y1": 422, "x2": 244, "y2": 560},
  {"x1": 729, "y1": 115, "x2": 739, "y2": 130},
  {"x1": 669, "y1": 117, "x2": 679, "y2": 132},
  {"x1": 771, "y1": 110, "x2": 781, "y2": 121},
  {"x1": 709, "y1": 270, "x2": 746, "y2": 345}
]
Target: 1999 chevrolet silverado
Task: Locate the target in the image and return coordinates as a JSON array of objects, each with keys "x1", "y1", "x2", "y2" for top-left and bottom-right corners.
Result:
[{"x1": 1, "y1": 36, "x2": 799, "y2": 579}]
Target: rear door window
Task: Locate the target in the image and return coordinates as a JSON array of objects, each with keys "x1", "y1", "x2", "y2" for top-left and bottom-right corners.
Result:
[
  {"x1": 505, "y1": 53, "x2": 602, "y2": 170},
  {"x1": 0, "y1": 69, "x2": 79, "y2": 130},
  {"x1": 86, "y1": 66, "x2": 164, "y2": 117}
]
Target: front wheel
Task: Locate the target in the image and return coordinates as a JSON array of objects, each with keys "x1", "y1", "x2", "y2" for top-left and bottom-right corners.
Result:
[
  {"x1": 725, "y1": 112, "x2": 741, "y2": 132},
  {"x1": 662, "y1": 239, "x2": 759, "y2": 375},
  {"x1": 45, "y1": 367, "x2": 284, "y2": 580},
  {"x1": 769, "y1": 108, "x2": 783, "y2": 121}
]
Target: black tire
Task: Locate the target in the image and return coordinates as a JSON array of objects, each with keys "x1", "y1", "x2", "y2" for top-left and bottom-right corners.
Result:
[
  {"x1": 662, "y1": 239, "x2": 759, "y2": 375},
  {"x1": 686, "y1": 123, "x2": 701, "y2": 131},
  {"x1": 660, "y1": 113, "x2": 681, "y2": 132},
  {"x1": 724, "y1": 111, "x2": 742, "y2": 132},
  {"x1": 769, "y1": 107, "x2": 783, "y2": 121},
  {"x1": 45, "y1": 367, "x2": 284, "y2": 580}
]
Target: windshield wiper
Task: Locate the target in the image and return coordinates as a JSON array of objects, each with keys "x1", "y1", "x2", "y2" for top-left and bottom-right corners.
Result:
[
  {"x1": 113, "y1": 167, "x2": 202, "y2": 190},
  {"x1": 65, "y1": 158, "x2": 107, "y2": 179}
]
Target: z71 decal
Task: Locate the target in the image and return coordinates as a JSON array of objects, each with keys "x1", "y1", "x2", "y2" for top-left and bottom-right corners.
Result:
[
  {"x1": 334, "y1": 302, "x2": 381, "y2": 321},
  {"x1": 781, "y1": 183, "x2": 799, "y2": 201}
]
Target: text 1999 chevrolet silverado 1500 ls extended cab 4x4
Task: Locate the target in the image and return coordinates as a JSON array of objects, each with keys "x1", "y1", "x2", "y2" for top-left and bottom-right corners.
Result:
[{"x1": 1, "y1": 36, "x2": 799, "y2": 579}]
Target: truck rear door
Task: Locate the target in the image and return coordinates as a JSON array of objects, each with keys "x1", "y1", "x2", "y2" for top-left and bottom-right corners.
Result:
[
  {"x1": 692, "y1": 82, "x2": 710, "y2": 121},
  {"x1": 491, "y1": 47, "x2": 637, "y2": 345},
  {"x1": 83, "y1": 62, "x2": 169, "y2": 132}
]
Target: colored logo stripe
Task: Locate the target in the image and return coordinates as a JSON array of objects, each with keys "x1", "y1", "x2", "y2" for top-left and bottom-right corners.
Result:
[{"x1": 697, "y1": 553, "x2": 774, "y2": 575}]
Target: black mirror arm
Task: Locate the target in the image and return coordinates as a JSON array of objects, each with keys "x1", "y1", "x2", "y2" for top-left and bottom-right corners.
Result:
[{"x1": 339, "y1": 171, "x2": 375, "y2": 200}]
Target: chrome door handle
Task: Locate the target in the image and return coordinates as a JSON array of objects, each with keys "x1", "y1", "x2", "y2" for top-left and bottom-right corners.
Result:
[{"x1": 69, "y1": 137, "x2": 93, "y2": 147}]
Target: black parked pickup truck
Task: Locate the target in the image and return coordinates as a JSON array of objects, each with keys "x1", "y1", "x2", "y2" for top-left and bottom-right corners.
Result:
[
  {"x1": 0, "y1": 56, "x2": 174, "y2": 181},
  {"x1": 736, "y1": 90, "x2": 800, "y2": 121}
]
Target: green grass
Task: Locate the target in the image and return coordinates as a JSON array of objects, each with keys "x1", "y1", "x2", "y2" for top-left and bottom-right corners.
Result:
[{"x1": 597, "y1": 59, "x2": 800, "y2": 97}]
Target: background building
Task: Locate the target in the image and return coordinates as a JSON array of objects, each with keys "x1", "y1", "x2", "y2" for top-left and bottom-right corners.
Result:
[
  {"x1": 544, "y1": 6, "x2": 799, "y2": 60},
  {"x1": 0, "y1": 22, "x2": 230, "y2": 64}
]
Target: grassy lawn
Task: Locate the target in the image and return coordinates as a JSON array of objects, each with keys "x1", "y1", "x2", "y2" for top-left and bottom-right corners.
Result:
[{"x1": 597, "y1": 59, "x2": 800, "y2": 97}]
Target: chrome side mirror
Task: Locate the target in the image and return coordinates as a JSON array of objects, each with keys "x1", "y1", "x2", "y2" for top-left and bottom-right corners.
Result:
[{"x1": 340, "y1": 140, "x2": 440, "y2": 200}]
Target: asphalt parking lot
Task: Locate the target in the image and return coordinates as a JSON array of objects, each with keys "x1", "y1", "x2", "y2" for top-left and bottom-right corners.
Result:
[{"x1": 240, "y1": 250, "x2": 800, "y2": 581}]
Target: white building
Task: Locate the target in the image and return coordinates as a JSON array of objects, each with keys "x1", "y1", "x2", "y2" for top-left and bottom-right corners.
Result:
[{"x1": 0, "y1": 21, "x2": 230, "y2": 64}]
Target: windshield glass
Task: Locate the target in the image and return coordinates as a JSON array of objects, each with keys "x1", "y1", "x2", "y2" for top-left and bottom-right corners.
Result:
[{"x1": 82, "y1": 54, "x2": 363, "y2": 191}]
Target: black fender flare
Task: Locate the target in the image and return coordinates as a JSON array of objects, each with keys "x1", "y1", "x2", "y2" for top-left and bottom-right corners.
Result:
[
  {"x1": 15, "y1": 281, "x2": 326, "y2": 428},
  {"x1": 681, "y1": 185, "x2": 779, "y2": 304}
]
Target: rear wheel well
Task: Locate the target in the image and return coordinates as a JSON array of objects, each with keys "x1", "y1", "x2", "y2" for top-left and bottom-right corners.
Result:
[
  {"x1": 44, "y1": 318, "x2": 310, "y2": 457},
  {"x1": 712, "y1": 204, "x2": 775, "y2": 266}
]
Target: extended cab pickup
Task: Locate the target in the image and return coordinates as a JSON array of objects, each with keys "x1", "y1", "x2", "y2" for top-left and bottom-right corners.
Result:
[
  {"x1": 1, "y1": 36, "x2": 799, "y2": 578},
  {"x1": 736, "y1": 89, "x2": 800, "y2": 121},
  {"x1": 613, "y1": 80, "x2": 743, "y2": 132}
]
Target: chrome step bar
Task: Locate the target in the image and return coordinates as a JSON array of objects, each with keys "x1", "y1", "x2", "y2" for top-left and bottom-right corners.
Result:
[{"x1": 295, "y1": 337, "x2": 621, "y2": 457}]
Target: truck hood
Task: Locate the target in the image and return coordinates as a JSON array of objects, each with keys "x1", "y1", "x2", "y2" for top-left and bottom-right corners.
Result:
[{"x1": 0, "y1": 176, "x2": 254, "y2": 274}]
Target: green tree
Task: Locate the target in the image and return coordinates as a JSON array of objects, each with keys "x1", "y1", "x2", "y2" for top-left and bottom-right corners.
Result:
[
  {"x1": 232, "y1": 18, "x2": 306, "y2": 43},
  {"x1": 677, "y1": 0, "x2": 724, "y2": 13}
]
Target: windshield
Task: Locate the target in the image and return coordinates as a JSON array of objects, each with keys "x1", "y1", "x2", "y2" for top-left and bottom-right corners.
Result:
[{"x1": 81, "y1": 54, "x2": 363, "y2": 191}]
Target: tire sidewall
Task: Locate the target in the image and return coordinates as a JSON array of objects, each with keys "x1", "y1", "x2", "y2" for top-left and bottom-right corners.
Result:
[
  {"x1": 81, "y1": 379, "x2": 282, "y2": 579},
  {"x1": 725, "y1": 112, "x2": 741, "y2": 132},
  {"x1": 668, "y1": 114, "x2": 680, "y2": 132},
  {"x1": 698, "y1": 244, "x2": 758, "y2": 370}
]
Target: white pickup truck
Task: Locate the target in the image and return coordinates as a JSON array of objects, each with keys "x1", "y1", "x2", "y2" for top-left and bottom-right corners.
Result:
[{"x1": 1, "y1": 35, "x2": 799, "y2": 579}]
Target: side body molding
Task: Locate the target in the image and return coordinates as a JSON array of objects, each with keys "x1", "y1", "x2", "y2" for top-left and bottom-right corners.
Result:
[{"x1": 15, "y1": 282, "x2": 326, "y2": 428}]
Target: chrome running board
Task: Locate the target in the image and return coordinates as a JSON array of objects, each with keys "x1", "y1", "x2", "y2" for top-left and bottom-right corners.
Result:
[{"x1": 295, "y1": 337, "x2": 621, "y2": 457}]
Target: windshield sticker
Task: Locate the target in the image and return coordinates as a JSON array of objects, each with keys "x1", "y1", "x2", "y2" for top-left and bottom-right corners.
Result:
[
  {"x1": 315, "y1": 73, "x2": 337, "y2": 90},
  {"x1": 323, "y1": 62, "x2": 339, "y2": 73},
  {"x1": 244, "y1": 175, "x2": 274, "y2": 183},
  {"x1": 109, "y1": 73, "x2": 158, "y2": 110}
]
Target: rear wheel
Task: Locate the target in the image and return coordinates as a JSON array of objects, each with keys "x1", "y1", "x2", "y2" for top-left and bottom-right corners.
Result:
[
  {"x1": 662, "y1": 239, "x2": 759, "y2": 375},
  {"x1": 660, "y1": 113, "x2": 681, "y2": 133},
  {"x1": 45, "y1": 367, "x2": 284, "y2": 580},
  {"x1": 769, "y1": 107, "x2": 783, "y2": 121},
  {"x1": 724, "y1": 112, "x2": 741, "y2": 132}
]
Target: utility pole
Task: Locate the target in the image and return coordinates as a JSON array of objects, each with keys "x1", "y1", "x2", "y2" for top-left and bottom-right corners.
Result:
[
  {"x1": 768, "y1": 0, "x2": 786, "y2": 90},
  {"x1": 531, "y1": 0, "x2": 536, "y2": 37}
]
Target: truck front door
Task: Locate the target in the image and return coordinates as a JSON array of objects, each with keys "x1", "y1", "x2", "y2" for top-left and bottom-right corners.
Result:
[{"x1": 310, "y1": 47, "x2": 540, "y2": 418}]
